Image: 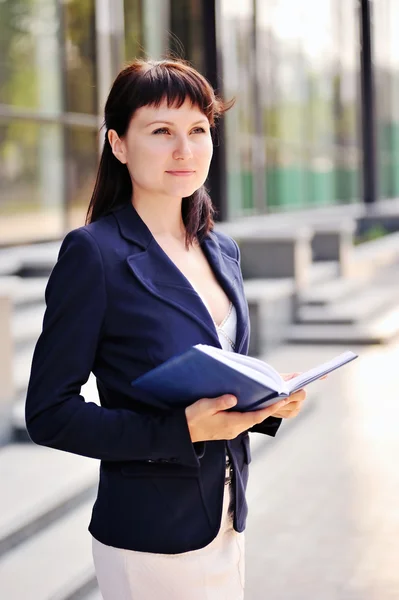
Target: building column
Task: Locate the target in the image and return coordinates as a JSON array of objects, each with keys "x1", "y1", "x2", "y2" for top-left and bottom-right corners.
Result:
[
  {"x1": 95, "y1": 0, "x2": 125, "y2": 135},
  {"x1": 202, "y1": 0, "x2": 228, "y2": 222},
  {"x1": 359, "y1": 0, "x2": 377, "y2": 205},
  {"x1": 251, "y1": 0, "x2": 266, "y2": 214}
]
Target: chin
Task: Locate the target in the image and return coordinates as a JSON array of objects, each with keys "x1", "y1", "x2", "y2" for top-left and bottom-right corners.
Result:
[{"x1": 168, "y1": 183, "x2": 201, "y2": 197}]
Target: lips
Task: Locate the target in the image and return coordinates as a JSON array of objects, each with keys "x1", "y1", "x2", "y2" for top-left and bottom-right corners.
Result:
[{"x1": 166, "y1": 170, "x2": 195, "y2": 176}]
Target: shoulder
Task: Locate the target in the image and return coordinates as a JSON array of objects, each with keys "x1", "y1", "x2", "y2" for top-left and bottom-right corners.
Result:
[
  {"x1": 59, "y1": 213, "x2": 118, "y2": 258},
  {"x1": 210, "y1": 230, "x2": 240, "y2": 262}
]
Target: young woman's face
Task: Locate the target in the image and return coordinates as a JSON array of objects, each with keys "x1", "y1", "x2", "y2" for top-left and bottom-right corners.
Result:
[{"x1": 112, "y1": 98, "x2": 214, "y2": 202}]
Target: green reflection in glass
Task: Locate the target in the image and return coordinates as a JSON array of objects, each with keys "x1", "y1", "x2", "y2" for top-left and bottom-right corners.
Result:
[
  {"x1": 220, "y1": 0, "x2": 256, "y2": 217},
  {"x1": 63, "y1": 0, "x2": 96, "y2": 114},
  {"x1": 0, "y1": 0, "x2": 61, "y2": 111},
  {"x1": 124, "y1": 0, "x2": 145, "y2": 60},
  {"x1": 170, "y1": 0, "x2": 204, "y2": 72},
  {"x1": 66, "y1": 126, "x2": 98, "y2": 229},
  {"x1": 0, "y1": 119, "x2": 64, "y2": 243}
]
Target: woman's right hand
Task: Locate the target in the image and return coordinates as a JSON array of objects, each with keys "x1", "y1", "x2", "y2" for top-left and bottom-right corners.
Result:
[{"x1": 185, "y1": 394, "x2": 290, "y2": 442}]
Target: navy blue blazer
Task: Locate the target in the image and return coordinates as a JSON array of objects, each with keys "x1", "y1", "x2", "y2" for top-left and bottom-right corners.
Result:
[{"x1": 25, "y1": 201, "x2": 281, "y2": 554}]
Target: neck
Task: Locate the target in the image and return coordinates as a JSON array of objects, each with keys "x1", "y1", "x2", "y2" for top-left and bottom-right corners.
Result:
[{"x1": 132, "y1": 192, "x2": 186, "y2": 241}]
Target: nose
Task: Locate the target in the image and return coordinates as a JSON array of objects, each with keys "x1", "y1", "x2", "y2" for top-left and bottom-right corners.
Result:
[{"x1": 172, "y1": 136, "x2": 193, "y2": 160}]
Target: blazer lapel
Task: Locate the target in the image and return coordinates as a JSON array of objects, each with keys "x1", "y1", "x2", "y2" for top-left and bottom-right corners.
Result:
[
  {"x1": 112, "y1": 202, "x2": 248, "y2": 352},
  {"x1": 201, "y1": 233, "x2": 248, "y2": 353}
]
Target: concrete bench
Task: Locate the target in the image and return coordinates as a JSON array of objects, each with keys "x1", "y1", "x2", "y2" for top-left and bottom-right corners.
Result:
[
  {"x1": 215, "y1": 218, "x2": 353, "y2": 282},
  {"x1": 234, "y1": 227, "x2": 313, "y2": 291},
  {"x1": 310, "y1": 220, "x2": 355, "y2": 277},
  {"x1": 244, "y1": 278, "x2": 296, "y2": 356}
]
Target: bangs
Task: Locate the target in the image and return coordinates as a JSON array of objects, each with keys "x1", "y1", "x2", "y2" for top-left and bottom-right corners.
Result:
[
  {"x1": 91, "y1": 57, "x2": 235, "y2": 241},
  {"x1": 127, "y1": 60, "x2": 223, "y2": 126}
]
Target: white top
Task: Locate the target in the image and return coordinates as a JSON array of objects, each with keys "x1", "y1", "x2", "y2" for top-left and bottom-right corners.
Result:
[{"x1": 190, "y1": 284, "x2": 237, "y2": 352}]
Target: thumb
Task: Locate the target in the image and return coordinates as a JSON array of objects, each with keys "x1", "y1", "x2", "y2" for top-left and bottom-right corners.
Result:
[{"x1": 212, "y1": 394, "x2": 237, "y2": 413}]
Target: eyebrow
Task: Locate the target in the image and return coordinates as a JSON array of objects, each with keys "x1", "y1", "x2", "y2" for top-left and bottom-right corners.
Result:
[{"x1": 144, "y1": 119, "x2": 209, "y2": 128}]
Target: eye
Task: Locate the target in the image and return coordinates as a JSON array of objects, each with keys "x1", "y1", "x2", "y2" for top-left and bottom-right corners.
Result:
[
  {"x1": 152, "y1": 127, "x2": 170, "y2": 135},
  {"x1": 192, "y1": 127, "x2": 207, "y2": 134}
]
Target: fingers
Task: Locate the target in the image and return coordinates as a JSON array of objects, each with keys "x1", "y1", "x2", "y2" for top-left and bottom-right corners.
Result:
[
  {"x1": 273, "y1": 399, "x2": 304, "y2": 419},
  {"x1": 288, "y1": 388, "x2": 306, "y2": 403},
  {"x1": 281, "y1": 372, "x2": 301, "y2": 382},
  {"x1": 242, "y1": 398, "x2": 291, "y2": 427}
]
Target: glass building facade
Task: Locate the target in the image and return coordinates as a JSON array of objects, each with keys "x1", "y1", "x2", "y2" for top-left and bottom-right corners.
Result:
[{"x1": 0, "y1": 0, "x2": 395, "y2": 245}]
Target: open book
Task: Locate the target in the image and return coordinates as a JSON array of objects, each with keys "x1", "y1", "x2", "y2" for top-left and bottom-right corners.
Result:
[{"x1": 131, "y1": 345, "x2": 358, "y2": 412}]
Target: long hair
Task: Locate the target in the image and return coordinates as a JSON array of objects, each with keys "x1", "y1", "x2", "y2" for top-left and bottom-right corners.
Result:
[{"x1": 86, "y1": 58, "x2": 235, "y2": 245}]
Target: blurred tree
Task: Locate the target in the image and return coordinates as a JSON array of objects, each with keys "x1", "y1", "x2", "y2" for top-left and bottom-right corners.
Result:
[
  {"x1": 0, "y1": 0, "x2": 39, "y2": 108},
  {"x1": 62, "y1": 0, "x2": 97, "y2": 114}
]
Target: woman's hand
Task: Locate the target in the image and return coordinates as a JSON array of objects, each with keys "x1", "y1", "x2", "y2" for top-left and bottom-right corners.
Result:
[
  {"x1": 272, "y1": 371, "x2": 328, "y2": 419},
  {"x1": 185, "y1": 394, "x2": 295, "y2": 443},
  {"x1": 270, "y1": 372, "x2": 307, "y2": 419}
]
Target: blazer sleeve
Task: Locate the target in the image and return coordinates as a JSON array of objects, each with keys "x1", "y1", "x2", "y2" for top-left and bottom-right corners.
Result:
[
  {"x1": 231, "y1": 238, "x2": 283, "y2": 438},
  {"x1": 25, "y1": 228, "x2": 201, "y2": 468}
]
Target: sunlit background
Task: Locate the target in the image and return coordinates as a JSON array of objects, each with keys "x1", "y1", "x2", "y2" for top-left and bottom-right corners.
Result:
[
  {"x1": 1, "y1": 0, "x2": 399, "y2": 245},
  {"x1": 1, "y1": 2, "x2": 399, "y2": 600}
]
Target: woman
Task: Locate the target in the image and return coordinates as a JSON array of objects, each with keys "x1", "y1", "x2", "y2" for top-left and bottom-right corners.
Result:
[{"x1": 25, "y1": 58, "x2": 306, "y2": 599}]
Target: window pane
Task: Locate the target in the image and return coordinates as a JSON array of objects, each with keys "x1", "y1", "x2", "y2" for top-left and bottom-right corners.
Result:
[
  {"x1": 66, "y1": 126, "x2": 98, "y2": 230},
  {"x1": 258, "y1": 0, "x2": 307, "y2": 210},
  {"x1": 125, "y1": 0, "x2": 169, "y2": 61},
  {"x1": 258, "y1": 0, "x2": 360, "y2": 211},
  {"x1": 63, "y1": 0, "x2": 97, "y2": 114},
  {"x1": 124, "y1": 0, "x2": 145, "y2": 60},
  {"x1": 220, "y1": 0, "x2": 255, "y2": 218},
  {"x1": 301, "y1": 0, "x2": 337, "y2": 207},
  {"x1": 374, "y1": 0, "x2": 399, "y2": 199},
  {"x1": 0, "y1": 0, "x2": 62, "y2": 112},
  {"x1": 0, "y1": 120, "x2": 64, "y2": 244},
  {"x1": 170, "y1": 0, "x2": 205, "y2": 72}
]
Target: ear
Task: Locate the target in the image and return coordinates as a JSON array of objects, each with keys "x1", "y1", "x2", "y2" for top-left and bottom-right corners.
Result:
[{"x1": 108, "y1": 129, "x2": 127, "y2": 164}]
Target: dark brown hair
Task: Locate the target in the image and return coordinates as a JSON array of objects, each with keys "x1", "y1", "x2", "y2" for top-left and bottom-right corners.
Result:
[{"x1": 85, "y1": 58, "x2": 235, "y2": 245}]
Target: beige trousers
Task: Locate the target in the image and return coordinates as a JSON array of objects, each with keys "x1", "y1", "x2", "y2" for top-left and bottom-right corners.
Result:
[{"x1": 92, "y1": 481, "x2": 245, "y2": 600}]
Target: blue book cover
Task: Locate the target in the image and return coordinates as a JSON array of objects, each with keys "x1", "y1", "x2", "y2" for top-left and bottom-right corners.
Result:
[{"x1": 130, "y1": 345, "x2": 358, "y2": 412}]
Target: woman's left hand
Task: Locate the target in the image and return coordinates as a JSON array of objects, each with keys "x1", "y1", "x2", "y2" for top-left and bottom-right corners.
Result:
[{"x1": 272, "y1": 372, "x2": 306, "y2": 419}]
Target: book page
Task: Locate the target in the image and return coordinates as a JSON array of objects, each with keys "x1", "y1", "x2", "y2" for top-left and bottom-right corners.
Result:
[
  {"x1": 287, "y1": 351, "x2": 358, "y2": 394},
  {"x1": 195, "y1": 345, "x2": 285, "y2": 392}
]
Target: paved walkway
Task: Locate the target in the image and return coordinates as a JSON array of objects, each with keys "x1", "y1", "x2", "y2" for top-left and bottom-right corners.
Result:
[
  {"x1": 245, "y1": 340, "x2": 399, "y2": 600},
  {"x1": 84, "y1": 340, "x2": 399, "y2": 600}
]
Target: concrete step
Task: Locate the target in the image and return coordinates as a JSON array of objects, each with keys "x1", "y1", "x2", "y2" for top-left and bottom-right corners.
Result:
[
  {"x1": 307, "y1": 261, "x2": 339, "y2": 285},
  {"x1": 349, "y1": 230, "x2": 399, "y2": 276},
  {"x1": 0, "y1": 242, "x2": 59, "y2": 277},
  {"x1": 12, "y1": 373, "x2": 100, "y2": 438},
  {"x1": 299, "y1": 276, "x2": 367, "y2": 307},
  {"x1": 287, "y1": 304, "x2": 399, "y2": 344},
  {"x1": 297, "y1": 285, "x2": 399, "y2": 325},
  {"x1": 244, "y1": 278, "x2": 295, "y2": 301},
  {"x1": 0, "y1": 444, "x2": 98, "y2": 557},
  {"x1": 1, "y1": 276, "x2": 47, "y2": 307},
  {"x1": 0, "y1": 498, "x2": 96, "y2": 600},
  {"x1": 13, "y1": 344, "x2": 36, "y2": 394},
  {"x1": 84, "y1": 590, "x2": 102, "y2": 600},
  {"x1": 12, "y1": 304, "x2": 44, "y2": 346},
  {"x1": 0, "y1": 255, "x2": 21, "y2": 277}
]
